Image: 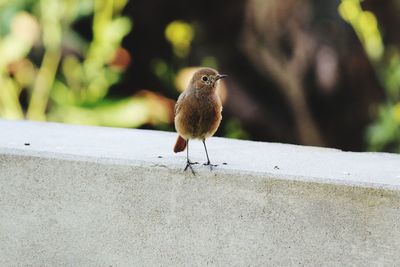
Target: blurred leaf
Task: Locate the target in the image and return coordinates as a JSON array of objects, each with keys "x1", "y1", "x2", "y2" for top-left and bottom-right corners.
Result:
[
  {"x1": 224, "y1": 118, "x2": 249, "y2": 140},
  {"x1": 151, "y1": 58, "x2": 176, "y2": 90},
  {"x1": 367, "y1": 104, "x2": 400, "y2": 152},
  {"x1": 9, "y1": 58, "x2": 36, "y2": 88},
  {"x1": 339, "y1": 0, "x2": 383, "y2": 61},
  {"x1": 165, "y1": 20, "x2": 194, "y2": 58},
  {"x1": 0, "y1": 35, "x2": 31, "y2": 68},
  {"x1": 0, "y1": 77, "x2": 24, "y2": 119},
  {"x1": 48, "y1": 90, "x2": 174, "y2": 128}
]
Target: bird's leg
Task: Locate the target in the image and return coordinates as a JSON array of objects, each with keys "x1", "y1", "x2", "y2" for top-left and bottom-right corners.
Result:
[
  {"x1": 202, "y1": 140, "x2": 217, "y2": 170},
  {"x1": 184, "y1": 139, "x2": 198, "y2": 175}
]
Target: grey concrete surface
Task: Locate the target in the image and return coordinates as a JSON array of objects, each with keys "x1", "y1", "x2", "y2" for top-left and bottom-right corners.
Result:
[{"x1": 1, "y1": 119, "x2": 400, "y2": 266}]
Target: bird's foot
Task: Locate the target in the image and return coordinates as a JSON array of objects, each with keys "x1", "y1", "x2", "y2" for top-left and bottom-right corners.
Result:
[
  {"x1": 184, "y1": 161, "x2": 198, "y2": 175},
  {"x1": 203, "y1": 161, "x2": 218, "y2": 171}
]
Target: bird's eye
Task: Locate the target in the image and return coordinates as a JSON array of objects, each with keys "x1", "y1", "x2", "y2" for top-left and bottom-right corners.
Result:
[{"x1": 202, "y1": 76, "x2": 208, "y2": 82}]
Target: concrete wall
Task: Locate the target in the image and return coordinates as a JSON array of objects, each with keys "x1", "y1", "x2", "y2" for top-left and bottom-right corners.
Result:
[{"x1": 1, "y1": 120, "x2": 400, "y2": 266}]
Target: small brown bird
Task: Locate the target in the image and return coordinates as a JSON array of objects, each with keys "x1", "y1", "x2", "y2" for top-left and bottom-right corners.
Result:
[{"x1": 174, "y1": 67, "x2": 227, "y2": 174}]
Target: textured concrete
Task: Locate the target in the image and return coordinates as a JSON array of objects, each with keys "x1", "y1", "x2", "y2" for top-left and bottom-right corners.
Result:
[{"x1": 1, "y1": 120, "x2": 400, "y2": 266}]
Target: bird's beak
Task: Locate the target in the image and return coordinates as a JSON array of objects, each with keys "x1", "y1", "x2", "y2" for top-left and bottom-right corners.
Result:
[{"x1": 216, "y1": 74, "x2": 228, "y2": 80}]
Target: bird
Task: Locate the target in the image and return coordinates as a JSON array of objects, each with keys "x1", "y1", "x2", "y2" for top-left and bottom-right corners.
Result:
[{"x1": 173, "y1": 67, "x2": 227, "y2": 174}]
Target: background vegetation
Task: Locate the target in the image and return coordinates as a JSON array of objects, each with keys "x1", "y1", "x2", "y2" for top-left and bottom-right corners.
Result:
[{"x1": 0, "y1": 0, "x2": 399, "y2": 152}]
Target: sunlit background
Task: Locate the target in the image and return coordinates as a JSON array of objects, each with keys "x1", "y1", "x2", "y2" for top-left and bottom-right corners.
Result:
[{"x1": 0, "y1": 0, "x2": 399, "y2": 152}]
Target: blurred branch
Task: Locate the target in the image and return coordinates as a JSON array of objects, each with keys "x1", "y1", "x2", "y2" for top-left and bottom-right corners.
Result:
[
  {"x1": 27, "y1": 49, "x2": 62, "y2": 120},
  {"x1": 0, "y1": 75, "x2": 24, "y2": 119},
  {"x1": 27, "y1": 0, "x2": 64, "y2": 120},
  {"x1": 241, "y1": 0, "x2": 324, "y2": 146}
]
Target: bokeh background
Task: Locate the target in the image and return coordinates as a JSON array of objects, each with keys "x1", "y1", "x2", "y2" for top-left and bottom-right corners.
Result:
[{"x1": 0, "y1": 0, "x2": 400, "y2": 152}]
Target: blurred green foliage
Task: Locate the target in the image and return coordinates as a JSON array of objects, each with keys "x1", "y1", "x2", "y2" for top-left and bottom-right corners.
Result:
[
  {"x1": 339, "y1": 0, "x2": 400, "y2": 152},
  {"x1": 0, "y1": 0, "x2": 172, "y2": 128},
  {"x1": 0, "y1": 1, "x2": 247, "y2": 139}
]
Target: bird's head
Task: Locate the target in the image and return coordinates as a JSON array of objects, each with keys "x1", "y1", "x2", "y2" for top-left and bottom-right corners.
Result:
[{"x1": 190, "y1": 68, "x2": 227, "y2": 92}]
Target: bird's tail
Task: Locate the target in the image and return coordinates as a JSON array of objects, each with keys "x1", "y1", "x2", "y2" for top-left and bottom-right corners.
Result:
[{"x1": 174, "y1": 135, "x2": 187, "y2": 153}]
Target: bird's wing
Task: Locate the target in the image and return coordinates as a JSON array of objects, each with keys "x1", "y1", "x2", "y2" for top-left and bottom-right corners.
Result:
[{"x1": 174, "y1": 92, "x2": 186, "y2": 115}]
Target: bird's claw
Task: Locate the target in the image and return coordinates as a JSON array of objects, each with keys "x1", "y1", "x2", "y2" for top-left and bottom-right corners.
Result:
[
  {"x1": 203, "y1": 162, "x2": 218, "y2": 171},
  {"x1": 184, "y1": 161, "x2": 198, "y2": 175}
]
